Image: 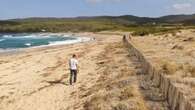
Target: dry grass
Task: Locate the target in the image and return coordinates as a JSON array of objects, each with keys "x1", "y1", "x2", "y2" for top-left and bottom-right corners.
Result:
[
  {"x1": 183, "y1": 63, "x2": 195, "y2": 77},
  {"x1": 191, "y1": 68, "x2": 195, "y2": 77},
  {"x1": 118, "y1": 68, "x2": 135, "y2": 78},
  {"x1": 185, "y1": 50, "x2": 194, "y2": 57},
  {"x1": 83, "y1": 92, "x2": 111, "y2": 110},
  {"x1": 84, "y1": 85, "x2": 148, "y2": 110},
  {"x1": 83, "y1": 42, "x2": 148, "y2": 110},
  {"x1": 113, "y1": 103, "x2": 128, "y2": 110},
  {"x1": 119, "y1": 86, "x2": 136, "y2": 100},
  {"x1": 158, "y1": 59, "x2": 195, "y2": 77},
  {"x1": 172, "y1": 44, "x2": 184, "y2": 50},
  {"x1": 159, "y1": 60, "x2": 182, "y2": 75},
  {"x1": 183, "y1": 37, "x2": 194, "y2": 42}
]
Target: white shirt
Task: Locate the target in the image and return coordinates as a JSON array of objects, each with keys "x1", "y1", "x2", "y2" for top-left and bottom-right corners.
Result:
[{"x1": 69, "y1": 58, "x2": 78, "y2": 70}]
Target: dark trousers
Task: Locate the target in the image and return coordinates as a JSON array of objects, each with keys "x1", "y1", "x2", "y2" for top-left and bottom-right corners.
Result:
[{"x1": 70, "y1": 70, "x2": 77, "y2": 85}]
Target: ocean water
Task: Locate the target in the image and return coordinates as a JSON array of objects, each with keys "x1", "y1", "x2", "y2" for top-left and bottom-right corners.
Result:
[{"x1": 0, "y1": 33, "x2": 89, "y2": 49}]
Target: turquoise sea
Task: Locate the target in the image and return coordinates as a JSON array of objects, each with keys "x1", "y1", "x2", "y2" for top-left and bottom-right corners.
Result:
[{"x1": 0, "y1": 33, "x2": 89, "y2": 49}]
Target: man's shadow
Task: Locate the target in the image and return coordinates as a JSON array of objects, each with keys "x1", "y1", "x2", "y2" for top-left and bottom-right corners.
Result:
[{"x1": 44, "y1": 79, "x2": 70, "y2": 86}]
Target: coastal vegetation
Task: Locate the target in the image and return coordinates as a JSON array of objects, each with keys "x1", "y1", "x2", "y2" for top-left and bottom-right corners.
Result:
[{"x1": 0, "y1": 14, "x2": 195, "y2": 35}]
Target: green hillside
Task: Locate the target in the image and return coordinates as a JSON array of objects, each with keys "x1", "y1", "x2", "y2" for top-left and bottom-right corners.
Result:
[{"x1": 0, "y1": 14, "x2": 194, "y2": 34}]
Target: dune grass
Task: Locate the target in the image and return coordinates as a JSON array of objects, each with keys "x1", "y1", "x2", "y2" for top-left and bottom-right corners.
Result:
[{"x1": 83, "y1": 42, "x2": 148, "y2": 110}]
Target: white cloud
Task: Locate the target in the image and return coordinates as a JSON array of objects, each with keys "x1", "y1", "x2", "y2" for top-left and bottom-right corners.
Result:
[
  {"x1": 171, "y1": 3, "x2": 194, "y2": 14},
  {"x1": 86, "y1": 0, "x2": 124, "y2": 3},
  {"x1": 173, "y1": 3, "x2": 191, "y2": 10}
]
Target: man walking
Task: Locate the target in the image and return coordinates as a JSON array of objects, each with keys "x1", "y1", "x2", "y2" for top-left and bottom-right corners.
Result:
[{"x1": 69, "y1": 54, "x2": 79, "y2": 85}]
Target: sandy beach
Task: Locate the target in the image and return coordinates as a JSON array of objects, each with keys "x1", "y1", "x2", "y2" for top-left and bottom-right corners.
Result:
[
  {"x1": 1, "y1": 0, "x2": 195, "y2": 109},
  {"x1": 3, "y1": 30, "x2": 195, "y2": 110},
  {"x1": 0, "y1": 33, "x2": 151, "y2": 110}
]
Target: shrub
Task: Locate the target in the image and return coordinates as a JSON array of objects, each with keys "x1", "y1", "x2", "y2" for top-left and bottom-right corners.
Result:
[{"x1": 161, "y1": 61, "x2": 181, "y2": 75}]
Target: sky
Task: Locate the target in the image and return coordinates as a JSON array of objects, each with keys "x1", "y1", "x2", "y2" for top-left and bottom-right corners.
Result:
[{"x1": 0, "y1": 0, "x2": 195, "y2": 19}]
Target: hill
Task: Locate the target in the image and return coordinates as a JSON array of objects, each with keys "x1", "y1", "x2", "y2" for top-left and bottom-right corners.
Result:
[{"x1": 0, "y1": 14, "x2": 195, "y2": 33}]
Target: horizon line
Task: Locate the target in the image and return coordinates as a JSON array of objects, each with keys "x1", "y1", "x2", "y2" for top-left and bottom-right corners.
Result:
[{"x1": 1, "y1": 13, "x2": 195, "y2": 21}]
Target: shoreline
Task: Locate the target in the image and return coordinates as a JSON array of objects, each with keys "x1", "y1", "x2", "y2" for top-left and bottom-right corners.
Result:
[
  {"x1": 0, "y1": 32, "x2": 127, "y2": 110},
  {"x1": 0, "y1": 33, "x2": 94, "y2": 56}
]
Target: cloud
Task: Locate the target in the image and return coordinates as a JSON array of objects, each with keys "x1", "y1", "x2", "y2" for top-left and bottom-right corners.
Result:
[
  {"x1": 173, "y1": 3, "x2": 191, "y2": 10},
  {"x1": 86, "y1": 0, "x2": 124, "y2": 3},
  {"x1": 171, "y1": 3, "x2": 194, "y2": 14}
]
